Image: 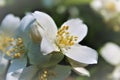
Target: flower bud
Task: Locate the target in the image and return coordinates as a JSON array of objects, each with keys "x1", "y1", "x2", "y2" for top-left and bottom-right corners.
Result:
[{"x1": 29, "y1": 23, "x2": 42, "y2": 43}]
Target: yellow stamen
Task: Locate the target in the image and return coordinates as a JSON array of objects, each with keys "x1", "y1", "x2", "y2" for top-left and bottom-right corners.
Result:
[
  {"x1": 9, "y1": 38, "x2": 14, "y2": 42},
  {"x1": 0, "y1": 34, "x2": 11, "y2": 52},
  {"x1": 69, "y1": 41, "x2": 74, "y2": 46},
  {"x1": 5, "y1": 37, "x2": 25, "y2": 59},
  {"x1": 39, "y1": 70, "x2": 48, "y2": 80},
  {"x1": 56, "y1": 26, "x2": 78, "y2": 48}
]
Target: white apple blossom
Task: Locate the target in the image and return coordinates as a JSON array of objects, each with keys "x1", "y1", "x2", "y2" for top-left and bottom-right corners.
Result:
[
  {"x1": 100, "y1": 42, "x2": 120, "y2": 80},
  {"x1": 31, "y1": 11, "x2": 98, "y2": 76}
]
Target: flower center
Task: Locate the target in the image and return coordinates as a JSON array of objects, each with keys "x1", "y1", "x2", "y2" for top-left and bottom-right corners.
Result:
[
  {"x1": 56, "y1": 26, "x2": 78, "y2": 48},
  {"x1": 6, "y1": 37, "x2": 25, "y2": 58}
]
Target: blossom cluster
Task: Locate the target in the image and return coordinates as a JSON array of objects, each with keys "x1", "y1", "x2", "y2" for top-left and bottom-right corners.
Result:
[{"x1": 0, "y1": 11, "x2": 98, "y2": 80}]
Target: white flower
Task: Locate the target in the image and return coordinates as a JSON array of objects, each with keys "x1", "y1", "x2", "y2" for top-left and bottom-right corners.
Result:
[
  {"x1": 0, "y1": 14, "x2": 20, "y2": 53},
  {"x1": 91, "y1": 0, "x2": 120, "y2": 20},
  {"x1": 0, "y1": 13, "x2": 20, "y2": 61},
  {"x1": 100, "y1": 42, "x2": 120, "y2": 80},
  {"x1": 32, "y1": 11, "x2": 98, "y2": 76},
  {"x1": 0, "y1": 14, "x2": 22, "y2": 80}
]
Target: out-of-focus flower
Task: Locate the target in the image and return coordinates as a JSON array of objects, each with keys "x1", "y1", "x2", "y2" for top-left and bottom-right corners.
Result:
[
  {"x1": 68, "y1": 7, "x2": 79, "y2": 18},
  {"x1": 0, "y1": 0, "x2": 6, "y2": 7},
  {"x1": 91, "y1": 0, "x2": 120, "y2": 21},
  {"x1": 31, "y1": 11, "x2": 98, "y2": 76},
  {"x1": 0, "y1": 13, "x2": 20, "y2": 59},
  {"x1": 56, "y1": 5, "x2": 67, "y2": 14},
  {"x1": 100, "y1": 42, "x2": 120, "y2": 80},
  {"x1": 4, "y1": 13, "x2": 50, "y2": 80},
  {"x1": 0, "y1": 14, "x2": 23, "y2": 80},
  {"x1": 0, "y1": 14, "x2": 20, "y2": 53},
  {"x1": 91, "y1": 0, "x2": 120, "y2": 32}
]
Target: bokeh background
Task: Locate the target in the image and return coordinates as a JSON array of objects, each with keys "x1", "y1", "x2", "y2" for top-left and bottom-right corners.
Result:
[{"x1": 0, "y1": 0, "x2": 120, "y2": 80}]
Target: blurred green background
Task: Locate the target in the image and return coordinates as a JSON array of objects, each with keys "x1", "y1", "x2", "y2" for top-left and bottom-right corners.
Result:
[{"x1": 0, "y1": 0, "x2": 120, "y2": 80}]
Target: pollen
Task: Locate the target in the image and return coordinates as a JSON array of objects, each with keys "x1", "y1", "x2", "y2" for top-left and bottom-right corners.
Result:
[
  {"x1": 6, "y1": 37, "x2": 25, "y2": 58},
  {"x1": 0, "y1": 34, "x2": 11, "y2": 52},
  {"x1": 56, "y1": 26, "x2": 78, "y2": 48},
  {"x1": 39, "y1": 70, "x2": 48, "y2": 80}
]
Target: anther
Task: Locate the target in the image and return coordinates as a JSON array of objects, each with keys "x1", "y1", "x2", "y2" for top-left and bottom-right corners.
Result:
[
  {"x1": 65, "y1": 26, "x2": 69, "y2": 30},
  {"x1": 9, "y1": 38, "x2": 14, "y2": 42},
  {"x1": 70, "y1": 41, "x2": 74, "y2": 46},
  {"x1": 44, "y1": 71, "x2": 48, "y2": 74},
  {"x1": 56, "y1": 25, "x2": 78, "y2": 48}
]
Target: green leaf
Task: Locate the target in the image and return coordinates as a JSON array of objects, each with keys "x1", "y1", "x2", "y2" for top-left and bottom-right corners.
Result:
[{"x1": 19, "y1": 66, "x2": 39, "y2": 80}]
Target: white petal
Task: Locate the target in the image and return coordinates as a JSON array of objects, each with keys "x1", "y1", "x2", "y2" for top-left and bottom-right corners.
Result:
[
  {"x1": 61, "y1": 18, "x2": 88, "y2": 42},
  {"x1": 64, "y1": 44, "x2": 98, "y2": 64},
  {"x1": 0, "y1": 14, "x2": 20, "y2": 36},
  {"x1": 8, "y1": 57, "x2": 27, "y2": 73},
  {"x1": 6, "y1": 69, "x2": 23, "y2": 80},
  {"x1": 0, "y1": 56, "x2": 9, "y2": 80},
  {"x1": 41, "y1": 34, "x2": 59, "y2": 55},
  {"x1": 16, "y1": 14, "x2": 35, "y2": 37},
  {"x1": 112, "y1": 66, "x2": 120, "y2": 80},
  {"x1": 100, "y1": 42, "x2": 120, "y2": 66},
  {"x1": 33, "y1": 11, "x2": 57, "y2": 39},
  {"x1": 73, "y1": 67, "x2": 90, "y2": 77},
  {"x1": 68, "y1": 58, "x2": 88, "y2": 67}
]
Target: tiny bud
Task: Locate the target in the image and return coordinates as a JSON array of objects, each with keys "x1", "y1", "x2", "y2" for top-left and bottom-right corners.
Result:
[{"x1": 29, "y1": 23, "x2": 42, "y2": 43}]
